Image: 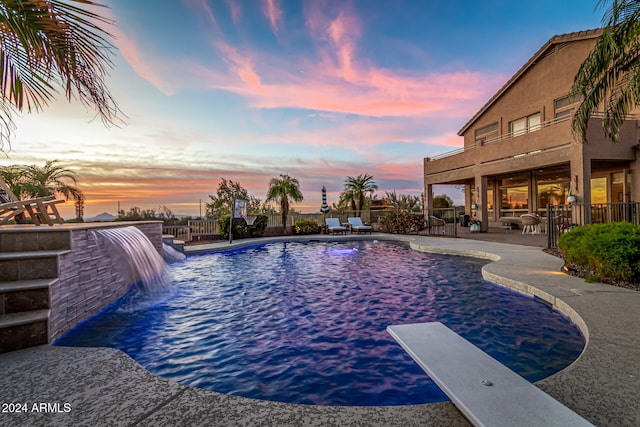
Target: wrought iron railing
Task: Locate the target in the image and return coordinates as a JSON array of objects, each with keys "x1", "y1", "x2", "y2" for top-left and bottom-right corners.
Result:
[
  {"x1": 547, "y1": 202, "x2": 640, "y2": 248},
  {"x1": 425, "y1": 206, "x2": 464, "y2": 238},
  {"x1": 426, "y1": 115, "x2": 572, "y2": 162}
]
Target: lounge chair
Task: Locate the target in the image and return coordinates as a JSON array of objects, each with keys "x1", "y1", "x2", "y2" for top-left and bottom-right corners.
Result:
[
  {"x1": 325, "y1": 217, "x2": 347, "y2": 234},
  {"x1": 0, "y1": 178, "x2": 64, "y2": 226},
  {"x1": 1, "y1": 190, "x2": 29, "y2": 225},
  {"x1": 428, "y1": 215, "x2": 446, "y2": 234},
  {"x1": 348, "y1": 217, "x2": 372, "y2": 234}
]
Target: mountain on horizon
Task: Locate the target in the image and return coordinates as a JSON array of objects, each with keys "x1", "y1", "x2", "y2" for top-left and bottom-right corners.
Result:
[{"x1": 85, "y1": 212, "x2": 117, "y2": 222}]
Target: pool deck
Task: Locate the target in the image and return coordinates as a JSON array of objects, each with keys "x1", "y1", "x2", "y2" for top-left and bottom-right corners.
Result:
[{"x1": 1, "y1": 233, "x2": 639, "y2": 426}]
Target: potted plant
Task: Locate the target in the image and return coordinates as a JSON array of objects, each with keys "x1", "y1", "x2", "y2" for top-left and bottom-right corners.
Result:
[{"x1": 469, "y1": 219, "x2": 481, "y2": 232}]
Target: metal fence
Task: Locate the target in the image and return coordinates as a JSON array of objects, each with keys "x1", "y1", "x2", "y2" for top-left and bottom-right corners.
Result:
[
  {"x1": 425, "y1": 206, "x2": 464, "y2": 238},
  {"x1": 162, "y1": 211, "x2": 382, "y2": 241},
  {"x1": 547, "y1": 202, "x2": 640, "y2": 248}
]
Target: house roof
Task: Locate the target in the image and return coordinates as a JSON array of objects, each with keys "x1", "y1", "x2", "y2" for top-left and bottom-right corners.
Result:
[{"x1": 457, "y1": 28, "x2": 603, "y2": 136}]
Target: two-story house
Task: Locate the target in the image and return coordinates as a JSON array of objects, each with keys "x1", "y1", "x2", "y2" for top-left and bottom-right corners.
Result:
[{"x1": 424, "y1": 29, "x2": 640, "y2": 231}]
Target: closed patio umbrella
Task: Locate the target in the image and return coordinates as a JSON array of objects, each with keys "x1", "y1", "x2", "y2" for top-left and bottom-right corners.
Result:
[{"x1": 321, "y1": 186, "x2": 330, "y2": 214}]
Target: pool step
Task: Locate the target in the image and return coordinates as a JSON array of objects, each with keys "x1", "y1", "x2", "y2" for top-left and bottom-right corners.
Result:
[
  {"x1": 0, "y1": 310, "x2": 49, "y2": 352},
  {"x1": 162, "y1": 234, "x2": 184, "y2": 253},
  {"x1": 0, "y1": 278, "x2": 56, "y2": 315},
  {"x1": 0, "y1": 250, "x2": 67, "y2": 281},
  {"x1": 0, "y1": 246, "x2": 67, "y2": 353}
]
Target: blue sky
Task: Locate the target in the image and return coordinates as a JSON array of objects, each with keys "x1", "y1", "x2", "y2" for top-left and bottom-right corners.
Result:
[{"x1": 1, "y1": 0, "x2": 604, "y2": 217}]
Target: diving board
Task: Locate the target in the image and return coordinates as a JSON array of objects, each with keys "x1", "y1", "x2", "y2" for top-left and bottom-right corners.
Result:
[{"x1": 387, "y1": 322, "x2": 593, "y2": 427}]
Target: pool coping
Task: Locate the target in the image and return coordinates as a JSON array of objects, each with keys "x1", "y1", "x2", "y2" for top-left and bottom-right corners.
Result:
[{"x1": 1, "y1": 234, "x2": 639, "y2": 426}]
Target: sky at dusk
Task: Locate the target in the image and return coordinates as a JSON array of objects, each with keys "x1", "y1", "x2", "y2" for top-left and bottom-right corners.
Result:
[{"x1": 1, "y1": 0, "x2": 604, "y2": 218}]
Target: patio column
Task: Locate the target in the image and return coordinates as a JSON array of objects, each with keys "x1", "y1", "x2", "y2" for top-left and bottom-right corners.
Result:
[
  {"x1": 630, "y1": 163, "x2": 640, "y2": 201},
  {"x1": 570, "y1": 157, "x2": 591, "y2": 224},
  {"x1": 425, "y1": 184, "x2": 433, "y2": 216},
  {"x1": 475, "y1": 174, "x2": 489, "y2": 232}
]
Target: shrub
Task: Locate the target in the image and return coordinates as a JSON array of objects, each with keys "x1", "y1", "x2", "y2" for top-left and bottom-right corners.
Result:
[
  {"x1": 558, "y1": 222, "x2": 640, "y2": 283},
  {"x1": 382, "y1": 211, "x2": 425, "y2": 234},
  {"x1": 294, "y1": 219, "x2": 320, "y2": 235},
  {"x1": 217, "y1": 214, "x2": 267, "y2": 240}
]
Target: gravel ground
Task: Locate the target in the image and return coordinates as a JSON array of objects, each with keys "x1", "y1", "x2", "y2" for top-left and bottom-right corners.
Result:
[{"x1": 543, "y1": 248, "x2": 640, "y2": 292}]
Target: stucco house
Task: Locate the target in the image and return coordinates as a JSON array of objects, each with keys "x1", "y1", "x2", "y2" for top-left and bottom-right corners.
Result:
[{"x1": 424, "y1": 29, "x2": 640, "y2": 231}]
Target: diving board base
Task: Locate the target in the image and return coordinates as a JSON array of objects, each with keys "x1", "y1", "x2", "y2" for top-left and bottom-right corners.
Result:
[{"x1": 387, "y1": 322, "x2": 592, "y2": 427}]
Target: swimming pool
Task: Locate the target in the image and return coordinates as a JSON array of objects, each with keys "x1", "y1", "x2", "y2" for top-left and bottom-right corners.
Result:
[{"x1": 56, "y1": 240, "x2": 585, "y2": 406}]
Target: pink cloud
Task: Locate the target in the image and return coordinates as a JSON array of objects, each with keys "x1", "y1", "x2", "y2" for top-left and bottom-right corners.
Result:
[
  {"x1": 184, "y1": 0, "x2": 219, "y2": 31},
  {"x1": 226, "y1": 0, "x2": 242, "y2": 25},
  {"x1": 262, "y1": 0, "x2": 283, "y2": 34},
  {"x1": 110, "y1": 1, "x2": 506, "y2": 121},
  {"x1": 215, "y1": 42, "x2": 263, "y2": 88},
  {"x1": 190, "y1": 1, "x2": 504, "y2": 120},
  {"x1": 109, "y1": 25, "x2": 176, "y2": 96}
]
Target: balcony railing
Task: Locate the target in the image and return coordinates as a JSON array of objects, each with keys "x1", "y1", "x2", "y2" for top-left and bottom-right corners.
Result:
[{"x1": 427, "y1": 115, "x2": 571, "y2": 162}]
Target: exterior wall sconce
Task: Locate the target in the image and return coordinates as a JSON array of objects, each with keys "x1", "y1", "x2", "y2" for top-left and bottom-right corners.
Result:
[
  {"x1": 567, "y1": 194, "x2": 577, "y2": 204},
  {"x1": 471, "y1": 203, "x2": 478, "y2": 210}
]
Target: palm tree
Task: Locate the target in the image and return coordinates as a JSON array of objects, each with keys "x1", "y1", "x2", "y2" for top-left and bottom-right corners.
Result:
[
  {"x1": 341, "y1": 173, "x2": 377, "y2": 216},
  {"x1": 571, "y1": 0, "x2": 640, "y2": 143},
  {"x1": 23, "y1": 160, "x2": 84, "y2": 202},
  {"x1": 266, "y1": 174, "x2": 303, "y2": 233},
  {"x1": 0, "y1": 0, "x2": 121, "y2": 152}
]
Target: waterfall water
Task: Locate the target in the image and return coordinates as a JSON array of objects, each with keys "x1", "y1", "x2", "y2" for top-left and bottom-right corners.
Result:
[
  {"x1": 93, "y1": 226, "x2": 171, "y2": 295},
  {"x1": 163, "y1": 243, "x2": 186, "y2": 264}
]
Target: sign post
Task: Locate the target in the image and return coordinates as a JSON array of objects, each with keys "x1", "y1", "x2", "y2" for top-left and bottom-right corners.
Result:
[{"x1": 230, "y1": 198, "x2": 248, "y2": 243}]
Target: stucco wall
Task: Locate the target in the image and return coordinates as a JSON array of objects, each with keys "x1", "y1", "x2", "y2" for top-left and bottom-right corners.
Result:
[{"x1": 49, "y1": 222, "x2": 163, "y2": 341}]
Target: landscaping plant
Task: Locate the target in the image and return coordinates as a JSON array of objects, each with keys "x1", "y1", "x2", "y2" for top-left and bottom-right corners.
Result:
[
  {"x1": 558, "y1": 222, "x2": 640, "y2": 284},
  {"x1": 217, "y1": 215, "x2": 268, "y2": 240},
  {"x1": 293, "y1": 219, "x2": 320, "y2": 235}
]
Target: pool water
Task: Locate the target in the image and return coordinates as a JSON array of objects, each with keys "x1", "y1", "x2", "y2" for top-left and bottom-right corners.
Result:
[{"x1": 56, "y1": 240, "x2": 585, "y2": 406}]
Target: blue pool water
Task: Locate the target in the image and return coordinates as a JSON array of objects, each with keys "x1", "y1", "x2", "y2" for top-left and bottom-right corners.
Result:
[{"x1": 56, "y1": 240, "x2": 585, "y2": 406}]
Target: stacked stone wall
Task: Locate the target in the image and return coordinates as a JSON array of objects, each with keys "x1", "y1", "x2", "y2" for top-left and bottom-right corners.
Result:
[{"x1": 49, "y1": 222, "x2": 163, "y2": 341}]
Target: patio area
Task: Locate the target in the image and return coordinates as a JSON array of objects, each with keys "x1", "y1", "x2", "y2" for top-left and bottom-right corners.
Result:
[{"x1": 454, "y1": 225, "x2": 548, "y2": 247}]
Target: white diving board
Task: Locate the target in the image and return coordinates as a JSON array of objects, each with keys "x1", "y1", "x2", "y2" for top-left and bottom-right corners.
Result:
[{"x1": 387, "y1": 322, "x2": 593, "y2": 427}]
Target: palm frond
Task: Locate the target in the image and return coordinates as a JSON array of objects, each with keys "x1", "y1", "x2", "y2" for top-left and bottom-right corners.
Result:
[
  {"x1": 0, "y1": 0, "x2": 122, "y2": 152},
  {"x1": 572, "y1": 0, "x2": 640, "y2": 143}
]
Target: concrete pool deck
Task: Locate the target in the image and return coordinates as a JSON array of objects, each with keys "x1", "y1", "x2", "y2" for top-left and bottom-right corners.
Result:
[{"x1": 1, "y1": 234, "x2": 639, "y2": 426}]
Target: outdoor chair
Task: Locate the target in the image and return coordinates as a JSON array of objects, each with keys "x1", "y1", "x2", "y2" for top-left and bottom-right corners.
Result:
[
  {"x1": 520, "y1": 214, "x2": 541, "y2": 235},
  {"x1": 347, "y1": 217, "x2": 372, "y2": 234},
  {"x1": 428, "y1": 215, "x2": 446, "y2": 234},
  {"x1": 325, "y1": 217, "x2": 347, "y2": 234},
  {"x1": 0, "y1": 178, "x2": 64, "y2": 226}
]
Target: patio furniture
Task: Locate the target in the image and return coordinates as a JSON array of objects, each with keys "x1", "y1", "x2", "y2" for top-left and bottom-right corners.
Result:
[
  {"x1": 428, "y1": 215, "x2": 446, "y2": 234},
  {"x1": 0, "y1": 178, "x2": 64, "y2": 226},
  {"x1": 325, "y1": 217, "x2": 347, "y2": 234},
  {"x1": 520, "y1": 214, "x2": 541, "y2": 235},
  {"x1": 348, "y1": 217, "x2": 372, "y2": 234}
]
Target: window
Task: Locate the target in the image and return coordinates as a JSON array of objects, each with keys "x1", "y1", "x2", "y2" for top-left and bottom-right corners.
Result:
[
  {"x1": 537, "y1": 180, "x2": 570, "y2": 208},
  {"x1": 554, "y1": 94, "x2": 580, "y2": 119},
  {"x1": 487, "y1": 183, "x2": 494, "y2": 217},
  {"x1": 499, "y1": 175, "x2": 529, "y2": 215},
  {"x1": 591, "y1": 177, "x2": 607, "y2": 204},
  {"x1": 509, "y1": 113, "x2": 541, "y2": 136},
  {"x1": 474, "y1": 122, "x2": 499, "y2": 145}
]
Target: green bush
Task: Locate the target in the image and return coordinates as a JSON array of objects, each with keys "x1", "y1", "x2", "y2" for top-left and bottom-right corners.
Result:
[
  {"x1": 382, "y1": 211, "x2": 425, "y2": 234},
  {"x1": 217, "y1": 214, "x2": 267, "y2": 240},
  {"x1": 558, "y1": 222, "x2": 640, "y2": 283},
  {"x1": 293, "y1": 219, "x2": 320, "y2": 235}
]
